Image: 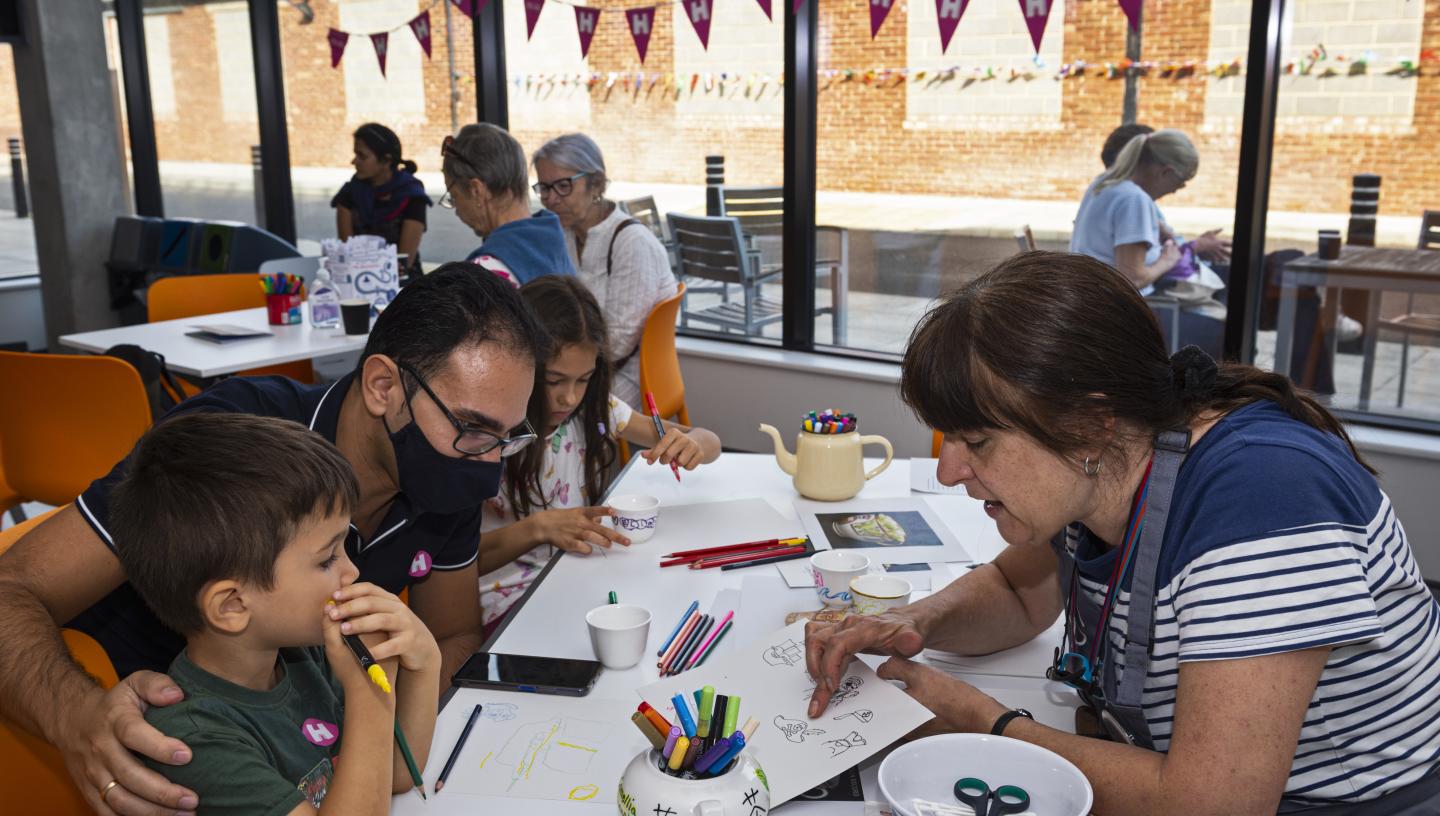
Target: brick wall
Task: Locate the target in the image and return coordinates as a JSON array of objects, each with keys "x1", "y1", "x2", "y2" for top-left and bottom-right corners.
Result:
[{"x1": 0, "y1": 0, "x2": 1437, "y2": 218}]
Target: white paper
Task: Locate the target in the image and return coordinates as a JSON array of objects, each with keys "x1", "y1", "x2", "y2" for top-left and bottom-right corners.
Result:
[
  {"x1": 909, "y1": 459, "x2": 967, "y2": 495},
  {"x1": 637, "y1": 620, "x2": 933, "y2": 806},
  {"x1": 920, "y1": 620, "x2": 1064, "y2": 681},
  {"x1": 187, "y1": 323, "x2": 270, "y2": 337},
  {"x1": 795, "y1": 497, "x2": 973, "y2": 566},
  {"x1": 733, "y1": 575, "x2": 824, "y2": 649},
  {"x1": 777, "y1": 558, "x2": 816, "y2": 588},
  {"x1": 432, "y1": 691, "x2": 649, "y2": 803}
]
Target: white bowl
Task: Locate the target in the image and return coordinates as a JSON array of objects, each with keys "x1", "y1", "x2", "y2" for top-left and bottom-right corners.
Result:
[{"x1": 878, "y1": 733, "x2": 1092, "y2": 816}]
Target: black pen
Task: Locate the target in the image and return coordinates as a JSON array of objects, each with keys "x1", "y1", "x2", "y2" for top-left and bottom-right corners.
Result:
[{"x1": 434, "y1": 704, "x2": 483, "y2": 794}]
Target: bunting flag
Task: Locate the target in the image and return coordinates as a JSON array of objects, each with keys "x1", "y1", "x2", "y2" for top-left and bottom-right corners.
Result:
[
  {"x1": 327, "y1": 28, "x2": 349, "y2": 68},
  {"x1": 626, "y1": 7, "x2": 656, "y2": 62},
  {"x1": 1117, "y1": 0, "x2": 1142, "y2": 33},
  {"x1": 793, "y1": 0, "x2": 805, "y2": 13},
  {"x1": 370, "y1": 31, "x2": 389, "y2": 76},
  {"x1": 936, "y1": 0, "x2": 969, "y2": 53},
  {"x1": 1018, "y1": 0, "x2": 1054, "y2": 53},
  {"x1": 574, "y1": 6, "x2": 600, "y2": 58},
  {"x1": 409, "y1": 11, "x2": 432, "y2": 58},
  {"x1": 870, "y1": 0, "x2": 894, "y2": 38},
  {"x1": 755, "y1": 0, "x2": 772, "y2": 20},
  {"x1": 525, "y1": 0, "x2": 546, "y2": 39},
  {"x1": 684, "y1": 0, "x2": 714, "y2": 49},
  {"x1": 448, "y1": 0, "x2": 476, "y2": 18}
]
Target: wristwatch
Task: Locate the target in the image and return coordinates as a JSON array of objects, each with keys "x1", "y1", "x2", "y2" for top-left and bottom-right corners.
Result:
[{"x1": 990, "y1": 708, "x2": 1034, "y2": 736}]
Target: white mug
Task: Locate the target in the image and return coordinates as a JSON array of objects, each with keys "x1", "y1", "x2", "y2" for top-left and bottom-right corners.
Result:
[
  {"x1": 810, "y1": 550, "x2": 870, "y2": 608},
  {"x1": 585, "y1": 604, "x2": 651, "y2": 670},
  {"x1": 609, "y1": 494, "x2": 660, "y2": 543},
  {"x1": 849, "y1": 574, "x2": 912, "y2": 616}
]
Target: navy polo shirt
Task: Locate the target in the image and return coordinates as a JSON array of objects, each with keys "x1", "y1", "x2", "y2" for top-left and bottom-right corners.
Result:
[{"x1": 68, "y1": 374, "x2": 484, "y2": 678}]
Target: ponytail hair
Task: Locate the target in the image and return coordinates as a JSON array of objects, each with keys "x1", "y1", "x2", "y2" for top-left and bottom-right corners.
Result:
[
  {"x1": 901, "y1": 251, "x2": 1374, "y2": 474},
  {"x1": 1094, "y1": 128, "x2": 1198, "y2": 192},
  {"x1": 353, "y1": 122, "x2": 416, "y2": 174}
]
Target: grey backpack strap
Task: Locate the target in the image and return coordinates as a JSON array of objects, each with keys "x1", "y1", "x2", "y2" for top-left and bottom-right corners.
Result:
[
  {"x1": 1116, "y1": 429, "x2": 1191, "y2": 707},
  {"x1": 606, "y1": 218, "x2": 642, "y2": 277}
]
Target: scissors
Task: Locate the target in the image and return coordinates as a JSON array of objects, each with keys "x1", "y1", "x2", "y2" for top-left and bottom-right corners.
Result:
[{"x1": 953, "y1": 777, "x2": 1030, "y2": 816}]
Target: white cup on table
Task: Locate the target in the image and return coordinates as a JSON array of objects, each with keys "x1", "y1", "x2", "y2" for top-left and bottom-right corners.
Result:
[
  {"x1": 586, "y1": 603, "x2": 652, "y2": 669},
  {"x1": 810, "y1": 550, "x2": 870, "y2": 608},
  {"x1": 609, "y1": 494, "x2": 660, "y2": 543}
]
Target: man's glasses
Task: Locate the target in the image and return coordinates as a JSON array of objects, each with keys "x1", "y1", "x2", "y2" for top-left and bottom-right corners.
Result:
[
  {"x1": 531, "y1": 172, "x2": 587, "y2": 199},
  {"x1": 398, "y1": 362, "x2": 537, "y2": 457}
]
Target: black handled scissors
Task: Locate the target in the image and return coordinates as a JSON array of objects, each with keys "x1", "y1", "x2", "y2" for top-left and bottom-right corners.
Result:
[{"x1": 954, "y1": 777, "x2": 1030, "y2": 815}]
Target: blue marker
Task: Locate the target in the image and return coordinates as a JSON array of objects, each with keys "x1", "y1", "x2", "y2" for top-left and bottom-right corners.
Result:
[
  {"x1": 694, "y1": 738, "x2": 731, "y2": 774},
  {"x1": 657, "y1": 601, "x2": 700, "y2": 657},
  {"x1": 671, "y1": 693, "x2": 697, "y2": 738},
  {"x1": 706, "y1": 732, "x2": 745, "y2": 775}
]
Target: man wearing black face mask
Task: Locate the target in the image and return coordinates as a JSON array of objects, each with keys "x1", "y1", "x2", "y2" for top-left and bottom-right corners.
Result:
[{"x1": 0, "y1": 264, "x2": 546, "y2": 815}]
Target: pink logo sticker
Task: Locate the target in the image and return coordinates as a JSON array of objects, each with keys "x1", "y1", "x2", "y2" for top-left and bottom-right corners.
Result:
[
  {"x1": 302, "y1": 718, "x2": 339, "y2": 747},
  {"x1": 409, "y1": 550, "x2": 433, "y2": 579}
]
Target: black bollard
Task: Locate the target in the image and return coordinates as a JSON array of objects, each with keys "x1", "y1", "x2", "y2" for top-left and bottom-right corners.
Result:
[
  {"x1": 9, "y1": 138, "x2": 28, "y2": 219},
  {"x1": 252, "y1": 145, "x2": 266, "y2": 227},
  {"x1": 705, "y1": 154, "x2": 724, "y2": 216}
]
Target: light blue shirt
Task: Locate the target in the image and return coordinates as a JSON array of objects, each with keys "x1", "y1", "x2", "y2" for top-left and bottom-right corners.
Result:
[{"x1": 1069, "y1": 178, "x2": 1164, "y2": 270}]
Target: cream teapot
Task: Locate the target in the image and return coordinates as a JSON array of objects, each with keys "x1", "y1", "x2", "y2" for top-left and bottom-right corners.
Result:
[{"x1": 758, "y1": 420, "x2": 892, "y2": 501}]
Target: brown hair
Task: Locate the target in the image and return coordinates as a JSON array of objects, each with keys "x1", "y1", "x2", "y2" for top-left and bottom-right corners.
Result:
[
  {"x1": 901, "y1": 251, "x2": 1373, "y2": 473},
  {"x1": 505, "y1": 276, "x2": 617, "y2": 516},
  {"x1": 110, "y1": 413, "x2": 359, "y2": 634}
]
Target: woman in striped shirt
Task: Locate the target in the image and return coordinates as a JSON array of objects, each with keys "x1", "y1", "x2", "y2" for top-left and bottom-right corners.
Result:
[{"x1": 805, "y1": 251, "x2": 1440, "y2": 814}]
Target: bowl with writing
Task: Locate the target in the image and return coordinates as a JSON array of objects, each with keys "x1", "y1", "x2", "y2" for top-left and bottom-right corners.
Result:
[{"x1": 879, "y1": 733, "x2": 1092, "y2": 816}]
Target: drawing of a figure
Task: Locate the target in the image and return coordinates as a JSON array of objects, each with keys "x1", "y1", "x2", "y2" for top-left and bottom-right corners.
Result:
[
  {"x1": 823, "y1": 731, "x2": 866, "y2": 757},
  {"x1": 494, "y1": 717, "x2": 612, "y2": 791},
  {"x1": 773, "y1": 715, "x2": 826, "y2": 743},
  {"x1": 832, "y1": 709, "x2": 873, "y2": 724},
  {"x1": 802, "y1": 675, "x2": 864, "y2": 707},
  {"x1": 481, "y1": 702, "x2": 519, "y2": 722},
  {"x1": 763, "y1": 639, "x2": 803, "y2": 667}
]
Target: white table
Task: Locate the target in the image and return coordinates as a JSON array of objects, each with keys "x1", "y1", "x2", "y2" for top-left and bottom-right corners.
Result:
[
  {"x1": 393, "y1": 455, "x2": 1080, "y2": 815},
  {"x1": 56, "y1": 306, "x2": 368, "y2": 379}
]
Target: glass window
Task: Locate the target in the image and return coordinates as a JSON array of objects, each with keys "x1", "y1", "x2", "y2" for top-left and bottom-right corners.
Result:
[{"x1": 1258, "y1": 0, "x2": 1439, "y2": 425}]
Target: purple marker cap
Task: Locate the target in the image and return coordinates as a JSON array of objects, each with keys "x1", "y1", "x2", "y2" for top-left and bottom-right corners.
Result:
[
  {"x1": 663, "y1": 725, "x2": 682, "y2": 758},
  {"x1": 693, "y1": 738, "x2": 732, "y2": 774}
]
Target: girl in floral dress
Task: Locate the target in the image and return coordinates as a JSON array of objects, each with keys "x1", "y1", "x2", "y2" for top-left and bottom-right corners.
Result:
[{"x1": 477, "y1": 276, "x2": 722, "y2": 633}]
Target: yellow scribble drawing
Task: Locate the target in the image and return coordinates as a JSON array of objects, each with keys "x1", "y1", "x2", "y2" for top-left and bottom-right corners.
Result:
[
  {"x1": 568, "y1": 784, "x2": 600, "y2": 800},
  {"x1": 557, "y1": 741, "x2": 598, "y2": 753},
  {"x1": 478, "y1": 751, "x2": 493, "y2": 769}
]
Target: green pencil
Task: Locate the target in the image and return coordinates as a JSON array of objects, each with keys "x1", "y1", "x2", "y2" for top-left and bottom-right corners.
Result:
[{"x1": 395, "y1": 720, "x2": 427, "y2": 800}]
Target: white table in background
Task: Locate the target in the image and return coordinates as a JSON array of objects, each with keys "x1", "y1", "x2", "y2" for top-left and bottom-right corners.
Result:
[
  {"x1": 56, "y1": 306, "x2": 367, "y2": 379},
  {"x1": 394, "y1": 454, "x2": 1081, "y2": 815}
]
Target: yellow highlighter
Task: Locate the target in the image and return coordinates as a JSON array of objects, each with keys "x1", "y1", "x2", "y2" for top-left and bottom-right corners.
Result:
[{"x1": 328, "y1": 601, "x2": 391, "y2": 693}]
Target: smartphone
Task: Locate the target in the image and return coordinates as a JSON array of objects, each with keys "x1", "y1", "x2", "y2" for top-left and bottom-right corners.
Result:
[{"x1": 453, "y1": 652, "x2": 603, "y2": 697}]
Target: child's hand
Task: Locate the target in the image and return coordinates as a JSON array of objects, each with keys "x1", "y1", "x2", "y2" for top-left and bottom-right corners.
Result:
[
  {"x1": 644, "y1": 428, "x2": 704, "y2": 470},
  {"x1": 321, "y1": 606, "x2": 394, "y2": 698},
  {"x1": 327, "y1": 583, "x2": 441, "y2": 675},
  {"x1": 531, "y1": 506, "x2": 630, "y2": 553}
]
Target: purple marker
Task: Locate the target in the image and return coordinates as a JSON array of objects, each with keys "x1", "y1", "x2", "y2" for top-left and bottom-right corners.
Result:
[
  {"x1": 706, "y1": 732, "x2": 746, "y2": 775},
  {"x1": 663, "y1": 725, "x2": 682, "y2": 759},
  {"x1": 693, "y1": 738, "x2": 732, "y2": 774}
]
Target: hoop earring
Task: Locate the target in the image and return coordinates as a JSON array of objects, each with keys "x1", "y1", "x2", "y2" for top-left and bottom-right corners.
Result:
[{"x1": 1083, "y1": 456, "x2": 1101, "y2": 477}]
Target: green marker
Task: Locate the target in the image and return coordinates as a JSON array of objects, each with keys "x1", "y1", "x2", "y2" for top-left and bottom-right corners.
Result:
[
  {"x1": 698, "y1": 686, "x2": 716, "y2": 739},
  {"x1": 608, "y1": 591, "x2": 618, "y2": 604},
  {"x1": 723, "y1": 694, "x2": 740, "y2": 738}
]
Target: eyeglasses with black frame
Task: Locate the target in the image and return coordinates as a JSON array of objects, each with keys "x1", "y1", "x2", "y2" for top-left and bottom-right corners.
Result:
[
  {"x1": 397, "y1": 361, "x2": 537, "y2": 457},
  {"x1": 438, "y1": 135, "x2": 483, "y2": 210},
  {"x1": 531, "y1": 172, "x2": 587, "y2": 199}
]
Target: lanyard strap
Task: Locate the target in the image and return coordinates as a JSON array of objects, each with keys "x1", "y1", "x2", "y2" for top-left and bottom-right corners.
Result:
[{"x1": 1062, "y1": 456, "x2": 1154, "y2": 661}]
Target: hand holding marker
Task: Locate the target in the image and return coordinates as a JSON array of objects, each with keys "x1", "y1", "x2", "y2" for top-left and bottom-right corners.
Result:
[{"x1": 645, "y1": 391, "x2": 681, "y2": 482}]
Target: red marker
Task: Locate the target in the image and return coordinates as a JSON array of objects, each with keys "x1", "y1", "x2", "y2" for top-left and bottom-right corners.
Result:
[{"x1": 645, "y1": 392, "x2": 681, "y2": 483}]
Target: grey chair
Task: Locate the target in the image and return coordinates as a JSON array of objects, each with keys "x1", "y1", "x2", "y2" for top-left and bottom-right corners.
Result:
[
  {"x1": 618, "y1": 195, "x2": 678, "y2": 273},
  {"x1": 1368, "y1": 209, "x2": 1440, "y2": 408},
  {"x1": 667, "y1": 213, "x2": 783, "y2": 336},
  {"x1": 716, "y1": 186, "x2": 849, "y2": 345}
]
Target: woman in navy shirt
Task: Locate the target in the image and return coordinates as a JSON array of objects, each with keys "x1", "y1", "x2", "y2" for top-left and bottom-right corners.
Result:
[{"x1": 333, "y1": 123, "x2": 431, "y2": 276}]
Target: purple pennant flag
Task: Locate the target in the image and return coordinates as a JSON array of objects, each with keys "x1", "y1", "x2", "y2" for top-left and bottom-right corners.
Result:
[
  {"x1": 370, "y1": 31, "x2": 389, "y2": 77},
  {"x1": 1117, "y1": 0, "x2": 1143, "y2": 33},
  {"x1": 327, "y1": 28, "x2": 349, "y2": 69},
  {"x1": 684, "y1": 0, "x2": 714, "y2": 49},
  {"x1": 574, "y1": 6, "x2": 600, "y2": 59},
  {"x1": 409, "y1": 10, "x2": 432, "y2": 58},
  {"x1": 447, "y1": 0, "x2": 476, "y2": 18},
  {"x1": 625, "y1": 7, "x2": 656, "y2": 63},
  {"x1": 870, "y1": 0, "x2": 894, "y2": 38},
  {"x1": 1018, "y1": 0, "x2": 1054, "y2": 53},
  {"x1": 524, "y1": 0, "x2": 546, "y2": 40},
  {"x1": 936, "y1": 0, "x2": 970, "y2": 53},
  {"x1": 793, "y1": 0, "x2": 805, "y2": 13},
  {"x1": 755, "y1": 0, "x2": 772, "y2": 20}
]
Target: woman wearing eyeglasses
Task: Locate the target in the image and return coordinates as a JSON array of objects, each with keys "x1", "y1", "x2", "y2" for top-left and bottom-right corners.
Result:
[
  {"x1": 333, "y1": 123, "x2": 431, "y2": 278},
  {"x1": 440, "y1": 123, "x2": 576, "y2": 285},
  {"x1": 804, "y1": 252, "x2": 1440, "y2": 815},
  {"x1": 531, "y1": 134, "x2": 677, "y2": 406}
]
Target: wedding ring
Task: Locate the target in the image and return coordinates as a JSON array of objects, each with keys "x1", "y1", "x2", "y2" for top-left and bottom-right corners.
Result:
[{"x1": 99, "y1": 780, "x2": 121, "y2": 804}]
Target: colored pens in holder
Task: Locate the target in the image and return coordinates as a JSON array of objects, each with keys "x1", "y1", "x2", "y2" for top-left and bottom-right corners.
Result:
[{"x1": 803, "y1": 409, "x2": 856, "y2": 435}]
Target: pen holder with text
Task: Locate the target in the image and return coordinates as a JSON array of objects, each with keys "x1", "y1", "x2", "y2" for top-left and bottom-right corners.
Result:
[{"x1": 618, "y1": 749, "x2": 769, "y2": 816}]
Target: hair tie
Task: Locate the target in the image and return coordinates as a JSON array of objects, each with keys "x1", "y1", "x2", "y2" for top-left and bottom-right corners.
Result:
[{"x1": 1170, "y1": 345, "x2": 1218, "y2": 401}]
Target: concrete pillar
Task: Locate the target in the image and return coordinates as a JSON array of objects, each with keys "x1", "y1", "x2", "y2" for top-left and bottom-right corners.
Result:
[{"x1": 13, "y1": 0, "x2": 130, "y2": 347}]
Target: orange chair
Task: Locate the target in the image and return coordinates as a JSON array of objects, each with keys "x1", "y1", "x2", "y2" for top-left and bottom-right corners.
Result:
[
  {"x1": 0, "y1": 438, "x2": 21, "y2": 521},
  {"x1": 621, "y1": 284, "x2": 689, "y2": 462},
  {"x1": 0, "y1": 353, "x2": 152, "y2": 506},
  {"x1": 931, "y1": 430, "x2": 943, "y2": 458},
  {"x1": 0, "y1": 507, "x2": 116, "y2": 815},
  {"x1": 147, "y1": 274, "x2": 313, "y2": 385}
]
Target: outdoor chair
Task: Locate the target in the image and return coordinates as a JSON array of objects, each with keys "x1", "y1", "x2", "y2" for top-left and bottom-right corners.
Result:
[
  {"x1": 618, "y1": 196, "x2": 678, "y2": 274},
  {"x1": 1370, "y1": 210, "x2": 1440, "y2": 408},
  {"x1": 668, "y1": 213, "x2": 784, "y2": 336}
]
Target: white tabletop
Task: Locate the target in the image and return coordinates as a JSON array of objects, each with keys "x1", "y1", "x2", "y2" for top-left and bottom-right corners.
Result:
[
  {"x1": 57, "y1": 307, "x2": 368, "y2": 378},
  {"x1": 393, "y1": 455, "x2": 1080, "y2": 815}
]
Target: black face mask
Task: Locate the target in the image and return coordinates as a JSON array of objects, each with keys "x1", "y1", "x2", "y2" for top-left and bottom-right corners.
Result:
[{"x1": 387, "y1": 417, "x2": 502, "y2": 516}]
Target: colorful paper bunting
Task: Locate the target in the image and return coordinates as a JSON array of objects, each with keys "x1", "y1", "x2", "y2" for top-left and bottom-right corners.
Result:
[
  {"x1": 1117, "y1": 0, "x2": 1143, "y2": 33},
  {"x1": 525, "y1": 0, "x2": 546, "y2": 40},
  {"x1": 370, "y1": 31, "x2": 389, "y2": 77},
  {"x1": 408, "y1": 11, "x2": 432, "y2": 58},
  {"x1": 327, "y1": 28, "x2": 349, "y2": 68},
  {"x1": 574, "y1": 6, "x2": 600, "y2": 58},
  {"x1": 626, "y1": 7, "x2": 656, "y2": 62},
  {"x1": 870, "y1": 0, "x2": 894, "y2": 38},
  {"x1": 1018, "y1": 0, "x2": 1054, "y2": 53},
  {"x1": 684, "y1": 0, "x2": 714, "y2": 49},
  {"x1": 936, "y1": 0, "x2": 969, "y2": 54}
]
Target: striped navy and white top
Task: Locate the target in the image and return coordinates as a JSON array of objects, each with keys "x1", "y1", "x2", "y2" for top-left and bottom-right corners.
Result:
[{"x1": 1064, "y1": 401, "x2": 1440, "y2": 806}]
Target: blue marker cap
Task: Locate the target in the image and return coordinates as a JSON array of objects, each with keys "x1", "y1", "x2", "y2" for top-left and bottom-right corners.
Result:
[
  {"x1": 707, "y1": 732, "x2": 745, "y2": 775},
  {"x1": 693, "y1": 737, "x2": 732, "y2": 774},
  {"x1": 671, "y1": 693, "x2": 697, "y2": 738}
]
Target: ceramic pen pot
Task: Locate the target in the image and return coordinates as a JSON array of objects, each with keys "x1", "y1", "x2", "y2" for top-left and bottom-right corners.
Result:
[{"x1": 617, "y1": 749, "x2": 770, "y2": 816}]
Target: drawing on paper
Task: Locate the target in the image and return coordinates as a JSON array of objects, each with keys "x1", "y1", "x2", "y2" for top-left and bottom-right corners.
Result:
[
  {"x1": 569, "y1": 784, "x2": 600, "y2": 800},
  {"x1": 495, "y1": 716, "x2": 611, "y2": 791},
  {"x1": 823, "y1": 731, "x2": 867, "y2": 757},
  {"x1": 481, "y1": 702, "x2": 519, "y2": 721},
  {"x1": 833, "y1": 709, "x2": 873, "y2": 724},
  {"x1": 802, "y1": 675, "x2": 864, "y2": 706},
  {"x1": 763, "y1": 638, "x2": 804, "y2": 667},
  {"x1": 774, "y1": 715, "x2": 826, "y2": 743}
]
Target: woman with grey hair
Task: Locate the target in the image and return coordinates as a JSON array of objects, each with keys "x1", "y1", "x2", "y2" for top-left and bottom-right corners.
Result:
[
  {"x1": 532, "y1": 133, "x2": 677, "y2": 407},
  {"x1": 441, "y1": 123, "x2": 575, "y2": 284}
]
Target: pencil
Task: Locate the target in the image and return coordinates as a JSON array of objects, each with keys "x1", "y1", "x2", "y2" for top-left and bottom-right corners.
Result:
[
  {"x1": 667, "y1": 615, "x2": 712, "y2": 676},
  {"x1": 718, "y1": 546, "x2": 815, "y2": 571},
  {"x1": 657, "y1": 601, "x2": 700, "y2": 656},
  {"x1": 664, "y1": 537, "x2": 807, "y2": 560},
  {"x1": 434, "y1": 704, "x2": 482, "y2": 794},
  {"x1": 685, "y1": 612, "x2": 733, "y2": 671},
  {"x1": 395, "y1": 720, "x2": 427, "y2": 800},
  {"x1": 691, "y1": 544, "x2": 807, "y2": 570},
  {"x1": 673, "y1": 542, "x2": 801, "y2": 569},
  {"x1": 657, "y1": 610, "x2": 701, "y2": 669},
  {"x1": 691, "y1": 619, "x2": 733, "y2": 669}
]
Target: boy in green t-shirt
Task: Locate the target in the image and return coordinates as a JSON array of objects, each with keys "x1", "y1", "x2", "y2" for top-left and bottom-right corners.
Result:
[{"x1": 109, "y1": 413, "x2": 440, "y2": 814}]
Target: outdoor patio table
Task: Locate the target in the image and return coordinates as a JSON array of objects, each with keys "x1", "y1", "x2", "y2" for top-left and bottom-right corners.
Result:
[{"x1": 1275, "y1": 247, "x2": 1440, "y2": 409}]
